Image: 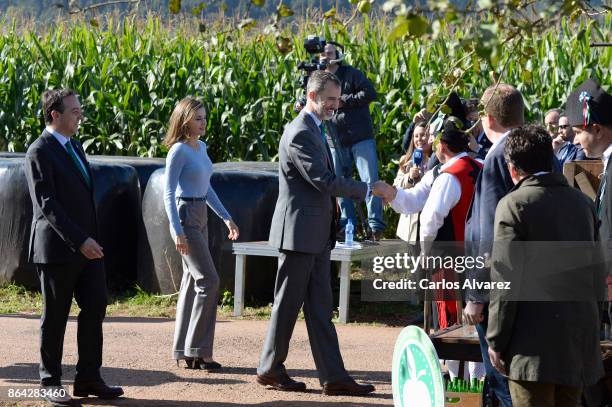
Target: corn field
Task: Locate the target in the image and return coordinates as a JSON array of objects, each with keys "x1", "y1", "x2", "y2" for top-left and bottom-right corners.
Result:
[{"x1": 0, "y1": 14, "x2": 610, "y2": 185}]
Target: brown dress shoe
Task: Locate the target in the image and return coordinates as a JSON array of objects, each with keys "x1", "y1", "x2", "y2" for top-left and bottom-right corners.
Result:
[
  {"x1": 256, "y1": 373, "x2": 306, "y2": 392},
  {"x1": 323, "y1": 377, "x2": 375, "y2": 396},
  {"x1": 72, "y1": 380, "x2": 124, "y2": 399}
]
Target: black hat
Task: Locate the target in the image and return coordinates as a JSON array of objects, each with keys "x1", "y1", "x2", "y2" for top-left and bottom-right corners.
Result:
[
  {"x1": 565, "y1": 78, "x2": 612, "y2": 127},
  {"x1": 444, "y1": 91, "x2": 467, "y2": 128},
  {"x1": 438, "y1": 116, "x2": 469, "y2": 151}
]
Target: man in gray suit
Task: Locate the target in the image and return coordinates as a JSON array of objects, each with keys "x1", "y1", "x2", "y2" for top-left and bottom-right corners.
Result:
[{"x1": 257, "y1": 70, "x2": 375, "y2": 396}]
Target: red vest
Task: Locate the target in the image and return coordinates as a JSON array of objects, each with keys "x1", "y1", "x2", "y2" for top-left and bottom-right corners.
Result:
[
  {"x1": 434, "y1": 156, "x2": 482, "y2": 242},
  {"x1": 433, "y1": 155, "x2": 482, "y2": 329}
]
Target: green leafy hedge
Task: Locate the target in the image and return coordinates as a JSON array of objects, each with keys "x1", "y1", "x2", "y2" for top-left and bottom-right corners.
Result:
[{"x1": 1, "y1": 15, "x2": 610, "y2": 183}]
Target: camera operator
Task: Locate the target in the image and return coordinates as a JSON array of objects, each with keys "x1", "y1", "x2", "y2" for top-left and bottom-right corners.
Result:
[{"x1": 321, "y1": 43, "x2": 385, "y2": 240}]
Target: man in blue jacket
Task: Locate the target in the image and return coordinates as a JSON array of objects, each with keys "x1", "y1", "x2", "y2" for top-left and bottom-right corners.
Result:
[{"x1": 463, "y1": 83, "x2": 524, "y2": 407}]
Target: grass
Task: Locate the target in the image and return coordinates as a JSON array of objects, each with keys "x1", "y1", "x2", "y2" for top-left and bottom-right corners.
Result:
[{"x1": 0, "y1": 284, "x2": 422, "y2": 327}]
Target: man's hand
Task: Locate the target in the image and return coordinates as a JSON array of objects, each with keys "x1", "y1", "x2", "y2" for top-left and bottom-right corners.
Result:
[
  {"x1": 175, "y1": 235, "x2": 189, "y2": 256},
  {"x1": 552, "y1": 135, "x2": 564, "y2": 149},
  {"x1": 413, "y1": 108, "x2": 432, "y2": 124},
  {"x1": 463, "y1": 301, "x2": 485, "y2": 325},
  {"x1": 488, "y1": 347, "x2": 506, "y2": 375},
  {"x1": 293, "y1": 101, "x2": 304, "y2": 113},
  {"x1": 79, "y1": 237, "x2": 104, "y2": 259},
  {"x1": 372, "y1": 181, "x2": 397, "y2": 205}
]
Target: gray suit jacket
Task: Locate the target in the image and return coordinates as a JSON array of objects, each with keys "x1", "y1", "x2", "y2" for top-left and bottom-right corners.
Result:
[{"x1": 269, "y1": 111, "x2": 367, "y2": 254}]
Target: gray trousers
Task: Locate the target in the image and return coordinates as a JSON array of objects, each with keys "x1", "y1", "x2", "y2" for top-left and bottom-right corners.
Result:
[
  {"x1": 257, "y1": 247, "x2": 350, "y2": 385},
  {"x1": 172, "y1": 200, "x2": 220, "y2": 360}
]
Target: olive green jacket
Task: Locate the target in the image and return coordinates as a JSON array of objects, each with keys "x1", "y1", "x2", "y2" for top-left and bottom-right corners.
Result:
[{"x1": 487, "y1": 173, "x2": 605, "y2": 386}]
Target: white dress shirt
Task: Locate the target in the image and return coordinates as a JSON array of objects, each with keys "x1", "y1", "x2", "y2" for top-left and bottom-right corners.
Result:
[
  {"x1": 304, "y1": 109, "x2": 322, "y2": 129},
  {"x1": 486, "y1": 130, "x2": 511, "y2": 158},
  {"x1": 602, "y1": 144, "x2": 612, "y2": 170},
  {"x1": 391, "y1": 152, "x2": 468, "y2": 241}
]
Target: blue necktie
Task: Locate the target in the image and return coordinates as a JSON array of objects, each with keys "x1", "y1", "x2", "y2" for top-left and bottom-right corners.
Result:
[
  {"x1": 65, "y1": 141, "x2": 91, "y2": 188},
  {"x1": 319, "y1": 123, "x2": 327, "y2": 145}
]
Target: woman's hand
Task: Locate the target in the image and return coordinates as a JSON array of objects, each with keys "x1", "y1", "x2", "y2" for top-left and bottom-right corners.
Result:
[
  {"x1": 225, "y1": 219, "x2": 240, "y2": 241},
  {"x1": 398, "y1": 154, "x2": 410, "y2": 171},
  {"x1": 408, "y1": 166, "x2": 421, "y2": 181},
  {"x1": 176, "y1": 234, "x2": 189, "y2": 255}
]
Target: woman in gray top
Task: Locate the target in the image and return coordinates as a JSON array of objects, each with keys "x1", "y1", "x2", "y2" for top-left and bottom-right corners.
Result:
[{"x1": 163, "y1": 96, "x2": 239, "y2": 370}]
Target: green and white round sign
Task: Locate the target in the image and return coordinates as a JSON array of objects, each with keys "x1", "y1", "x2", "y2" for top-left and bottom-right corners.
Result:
[{"x1": 392, "y1": 326, "x2": 445, "y2": 407}]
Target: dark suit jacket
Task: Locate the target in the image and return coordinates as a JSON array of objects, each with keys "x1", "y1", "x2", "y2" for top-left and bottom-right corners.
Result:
[
  {"x1": 487, "y1": 173, "x2": 604, "y2": 386},
  {"x1": 464, "y1": 136, "x2": 514, "y2": 301},
  {"x1": 269, "y1": 111, "x2": 367, "y2": 254},
  {"x1": 25, "y1": 130, "x2": 98, "y2": 264},
  {"x1": 598, "y1": 157, "x2": 612, "y2": 243}
]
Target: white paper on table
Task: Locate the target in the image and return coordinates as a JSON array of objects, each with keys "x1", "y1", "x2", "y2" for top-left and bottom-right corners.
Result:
[{"x1": 334, "y1": 241, "x2": 363, "y2": 250}]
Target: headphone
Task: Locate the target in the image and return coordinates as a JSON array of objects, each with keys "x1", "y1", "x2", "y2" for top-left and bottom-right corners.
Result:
[{"x1": 327, "y1": 41, "x2": 345, "y2": 64}]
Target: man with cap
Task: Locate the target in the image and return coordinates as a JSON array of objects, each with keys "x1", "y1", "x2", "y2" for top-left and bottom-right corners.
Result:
[
  {"x1": 374, "y1": 117, "x2": 485, "y2": 380},
  {"x1": 374, "y1": 118, "x2": 482, "y2": 317},
  {"x1": 566, "y1": 79, "x2": 612, "y2": 288},
  {"x1": 566, "y1": 78, "x2": 612, "y2": 226},
  {"x1": 566, "y1": 78, "x2": 612, "y2": 406}
]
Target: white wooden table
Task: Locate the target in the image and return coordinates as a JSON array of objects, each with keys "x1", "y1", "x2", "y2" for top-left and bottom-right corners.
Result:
[{"x1": 232, "y1": 240, "x2": 408, "y2": 323}]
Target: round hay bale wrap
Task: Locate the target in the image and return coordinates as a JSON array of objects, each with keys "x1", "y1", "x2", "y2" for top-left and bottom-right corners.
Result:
[{"x1": 139, "y1": 162, "x2": 279, "y2": 298}]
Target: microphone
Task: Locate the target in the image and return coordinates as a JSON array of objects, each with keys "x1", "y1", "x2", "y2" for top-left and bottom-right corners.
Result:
[{"x1": 413, "y1": 148, "x2": 423, "y2": 167}]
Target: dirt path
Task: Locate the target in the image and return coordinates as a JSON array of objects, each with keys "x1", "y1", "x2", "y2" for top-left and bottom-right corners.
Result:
[{"x1": 0, "y1": 314, "x2": 402, "y2": 406}]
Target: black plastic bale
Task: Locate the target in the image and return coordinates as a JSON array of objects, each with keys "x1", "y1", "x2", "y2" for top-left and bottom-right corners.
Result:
[
  {"x1": 0, "y1": 158, "x2": 37, "y2": 287},
  {"x1": 0, "y1": 157, "x2": 141, "y2": 290},
  {"x1": 139, "y1": 162, "x2": 279, "y2": 302}
]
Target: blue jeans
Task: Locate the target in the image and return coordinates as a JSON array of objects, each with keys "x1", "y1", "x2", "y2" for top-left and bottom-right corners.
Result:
[
  {"x1": 330, "y1": 138, "x2": 385, "y2": 232},
  {"x1": 476, "y1": 322, "x2": 513, "y2": 406}
]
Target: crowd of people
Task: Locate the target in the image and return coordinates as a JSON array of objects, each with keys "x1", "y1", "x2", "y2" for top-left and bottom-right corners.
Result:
[
  {"x1": 21, "y1": 37, "x2": 611, "y2": 407},
  {"x1": 372, "y1": 78, "x2": 611, "y2": 406}
]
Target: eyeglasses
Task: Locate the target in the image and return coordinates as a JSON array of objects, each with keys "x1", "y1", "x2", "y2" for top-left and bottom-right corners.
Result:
[{"x1": 558, "y1": 125, "x2": 569, "y2": 130}]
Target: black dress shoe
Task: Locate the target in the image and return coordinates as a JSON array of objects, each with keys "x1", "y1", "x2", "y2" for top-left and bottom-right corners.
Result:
[
  {"x1": 41, "y1": 385, "x2": 74, "y2": 406},
  {"x1": 185, "y1": 358, "x2": 222, "y2": 371},
  {"x1": 323, "y1": 377, "x2": 375, "y2": 396},
  {"x1": 256, "y1": 373, "x2": 306, "y2": 392},
  {"x1": 72, "y1": 380, "x2": 124, "y2": 399}
]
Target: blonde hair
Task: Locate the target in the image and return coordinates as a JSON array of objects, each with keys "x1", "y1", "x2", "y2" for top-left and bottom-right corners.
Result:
[{"x1": 163, "y1": 97, "x2": 205, "y2": 148}]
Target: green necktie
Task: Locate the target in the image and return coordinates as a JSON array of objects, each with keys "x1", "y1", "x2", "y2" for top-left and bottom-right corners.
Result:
[
  {"x1": 319, "y1": 123, "x2": 327, "y2": 144},
  {"x1": 65, "y1": 141, "x2": 91, "y2": 188}
]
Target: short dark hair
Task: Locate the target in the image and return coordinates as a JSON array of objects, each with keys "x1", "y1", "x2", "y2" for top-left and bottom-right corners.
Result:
[
  {"x1": 440, "y1": 116, "x2": 469, "y2": 154},
  {"x1": 42, "y1": 89, "x2": 77, "y2": 124},
  {"x1": 481, "y1": 84, "x2": 524, "y2": 128},
  {"x1": 504, "y1": 124, "x2": 553, "y2": 175},
  {"x1": 306, "y1": 70, "x2": 341, "y2": 95}
]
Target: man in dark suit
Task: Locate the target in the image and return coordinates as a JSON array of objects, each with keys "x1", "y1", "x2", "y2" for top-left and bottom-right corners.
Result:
[
  {"x1": 463, "y1": 84, "x2": 524, "y2": 406},
  {"x1": 486, "y1": 124, "x2": 604, "y2": 406},
  {"x1": 256, "y1": 71, "x2": 374, "y2": 396},
  {"x1": 25, "y1": 89, "x2": 123, "y2": 405}
]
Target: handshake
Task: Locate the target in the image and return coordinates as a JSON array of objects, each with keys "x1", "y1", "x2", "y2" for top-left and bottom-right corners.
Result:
[{"x1": 371, "y1": 181, "x2": 397, "y2": 205}]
